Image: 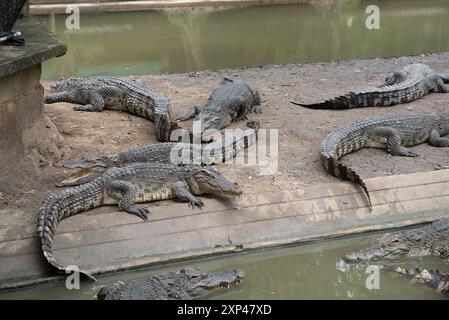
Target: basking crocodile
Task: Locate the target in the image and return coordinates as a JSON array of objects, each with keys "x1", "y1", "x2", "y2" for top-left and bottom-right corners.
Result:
[
  {"x1": 97, "y1": 267, "x2": 245, "y2": 300},
  {"x1": 38, "y1": 163, "x2": 242, "y2": 279},
  {"x1": 44, "y1": 76, "x2": 175, "y2": 142},
  {"x1": 321, "y1": 113, "x2": 449, "y2": 209},
  {"x1": 344, "y1": 218, "x2": 449, "y2": 263},
  {"x1": 391, "y1": 267, "x2": 449, "y2": 297},
  {"x1": 178, "y1": 77, "x2": 261, "y2": 136},
  {"x1": 55, "y1": 121, "x2": 259, "y2": 187},
  {"x1": 291, "y1": 63, "x2": 449, "y2": 109}
]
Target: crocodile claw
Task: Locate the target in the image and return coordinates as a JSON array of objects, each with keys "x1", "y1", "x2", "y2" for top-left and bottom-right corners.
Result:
[
  {"x1": 188, "y1": 198, "x2": 204, "y2": 209},
  {"x1": 127, "y1": 205, "x2": 150, "y2": 221}
]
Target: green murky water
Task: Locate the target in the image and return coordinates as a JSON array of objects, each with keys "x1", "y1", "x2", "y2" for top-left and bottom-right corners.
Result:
[
  {"x1": 0, "y1": 232, "x2": 446, "y2": 299},
  {"x1": 38, "y1": 0, "x2": 449, "y2": 80}
]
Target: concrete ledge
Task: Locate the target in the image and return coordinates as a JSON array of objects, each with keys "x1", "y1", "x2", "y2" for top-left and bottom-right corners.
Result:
[
  {"x1": 1, "y1": 169, "x2": 449, "y2": 290},
  {"x1": 30, "y1": 0, "x2": 308, "y2": 14},
  {"x1": 0, "y1": 18, "x2": 66, "y2": 78}
]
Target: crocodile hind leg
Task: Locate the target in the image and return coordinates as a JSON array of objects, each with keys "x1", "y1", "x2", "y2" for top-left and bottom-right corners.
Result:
[
  {"x1": 178, "y1": 105, "x2": 204, "y2": 121},
  {"x1": 171, "y1": 181, "x2": 204, "y2": 209},
  {"x1": 429, "y1": 129, "x2": 449, "y2": 147},
  {"x1": 367, "y1": 126, "x2": 420, "y2": 157},
  {"x1": 105, "y1": 180, "x2": 150, "y2": 220}
]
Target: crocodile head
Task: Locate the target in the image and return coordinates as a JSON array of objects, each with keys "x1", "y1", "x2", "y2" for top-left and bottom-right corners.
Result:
[
  {"x1": 97, "y1": 281, "x2": 125, "y2": 300},
  {"x1": 198, "y1": 111, "x2": 232, "y2": 134},
  {"x1": 183, "y1": 267, "x2": 245, "y2": 297},
  {"x1": 193, "y1": 166, "x2": 242, "y2": 197},
  {"x1": 344, "y1": 233, "x2": 411, "y2": 262}
]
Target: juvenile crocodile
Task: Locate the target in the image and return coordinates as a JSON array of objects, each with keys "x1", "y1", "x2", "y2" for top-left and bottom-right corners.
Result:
[
  {"x1": 178, "y1": 77, "x2": 261, "y2": 136},
  {"x1": 291, "y1": 63, "x2": 449, "y2": 109},
  {"x1": 344, "y1": 218, "x2": 449, "y2": 263},
  {"x1": 321, "y1": 113, "x2": 449, "y2": 209},
  {"x1": 97, "y1": 267, "x2": 245, "y2": 300},
  {"x1": 55, "y1": 121, "x2": 259, "y2": 187},
  {"x1": 38, "y1": 163, "x2": 241, "y2": 279},
  {"x1": 44, "y1": 76, "x2": 175, "y2": 142},
  {"x1": 391, "y1": 267, "x2": 449, "y2": 297}
]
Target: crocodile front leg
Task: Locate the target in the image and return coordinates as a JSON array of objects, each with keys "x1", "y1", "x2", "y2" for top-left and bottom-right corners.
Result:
[
  {"x1": 428, "y1": 73, "x2": 449, "y2": 93},
  {"x1": 428, "y1": 129, "x2": 449, "y2": 147},
  {"x1": 45, "y1": 91, "x2": 80, "y2": 104},
  {"x1": 105, "y1": 180, "x2": 150, "y2": 220},
  {"x1": 368, "y1": 126, "x2": 420, "y2": 157},
  {"x1": 171, "y1": 181, "x2": 204, "y2": 209},
  {"x1": 73, "y1": 91, "x2": 106, "y2": 112},
  {"x1": 178, "y1": 105, "x2": 204, "y2": 121}
]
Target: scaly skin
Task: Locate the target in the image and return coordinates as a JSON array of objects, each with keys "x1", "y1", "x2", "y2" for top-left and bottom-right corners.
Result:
[
  {"x1": 179, "y1": 77, "x2": 261, "y2": 135},
  {"x1": 321, "y1": 113, "x2": 449, "y2": 210},
  {"x1": 55, "y1": 121, "x2": 259, "y2": 187},
  {"x1": 97, "y1": 267, "x2": 245, "y2": 300},
  {"x1": 44, "y1": 76, "x2": 175, "y2": 142},
  {"x1": 344, "y1": 218, "x2": 449, "y2": 263},
  {"x1": 37, "y1": 163, "x2": 242, "y2": 279},
  {"x1": 291, "y1": 64, "x2": 449, "y2": 109},
  {"x1": 391, "y1": 267, "x2": 449, "y2": 297}
]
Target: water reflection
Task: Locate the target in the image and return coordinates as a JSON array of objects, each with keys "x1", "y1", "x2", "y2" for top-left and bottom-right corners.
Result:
[{"x1": 36, "y1": 0, "x2": 449, "y2": 80}]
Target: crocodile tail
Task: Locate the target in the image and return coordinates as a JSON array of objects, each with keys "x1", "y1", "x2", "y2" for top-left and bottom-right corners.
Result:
[
  {"x1": 323, "y1": 156, "x2": 372, "y2": 211},
  {"x1": 37, "y1": 183, "x2": 104, "y2": 280},
  {"x1": 391, "y1": 266, "x2": 449, "y2": 296},
  {"x1": 291, "y1": 91, "x2": 389, "y2": 110}
]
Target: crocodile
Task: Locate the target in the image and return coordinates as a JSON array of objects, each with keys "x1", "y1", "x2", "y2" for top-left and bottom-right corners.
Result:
[
  {"x1": 178, "y1": 77, "x2": 261, "y2": 137},
  {"x1": 344, "y1": 218, "x2": 449, "y2": 263},
  {"x1": 38, "y1": 163, "x2": 242, "y2": 279},
  {"x1": 55, "y1": 121, "x2": 259, "y2": 187},
  {"x1": 291, "y1": 63, "x2": 449, "y2": 109},
  {"x1": 97, "y1": 267, "x2": 245, "y2": 300},
  {"x1": 321, "y1": 113, "x2": 449, "y2": 210},
  {"x1": 44, "y1": 76, "x2": 175, "y2": 142},
  {"x1": 391, "y1": 267, "x2": 449, "y2": 297}
]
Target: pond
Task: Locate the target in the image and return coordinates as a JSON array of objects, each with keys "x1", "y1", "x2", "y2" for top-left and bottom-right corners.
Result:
[
  {"x1": 37, "y1": 0, "x2": 449, "y2": 80},
  {"x1": 0, "y1": 231, "x2": 446, "y2": 299}
]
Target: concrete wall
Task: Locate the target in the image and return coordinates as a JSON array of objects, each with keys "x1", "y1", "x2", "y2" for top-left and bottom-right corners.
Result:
[{"x1": 0, "y1": 65, "x2": 44, "y2": 171}]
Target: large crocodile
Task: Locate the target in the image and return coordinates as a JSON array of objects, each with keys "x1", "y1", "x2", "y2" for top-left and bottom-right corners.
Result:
[
  {"x1": 38, "y1": 163, "x2": 242, "y2": 279},
  {"x1": 291, "y1": 63, "x2": 449, "y2": 109},
  {"x1": 391, "y1": 267, "x2": 449, "y2": 297},
  {"x1": 97, "y1": 267, "x2": 245, "y2": 300},
  {"x1": 344, "y1": 218, "x2": 449, "y2": 263},
  {"x1": 55, "y1": 121, "x2": 259, "y2": 187},
  {"x1": 178, "y1": 77, "x2": 261, "y2": 137},
  {"x1": 44, "y1": 76, "x2": 175, "y2": 142},
  {"x1": 321, "y1": 113, "x2": 449, "y2": 209}
]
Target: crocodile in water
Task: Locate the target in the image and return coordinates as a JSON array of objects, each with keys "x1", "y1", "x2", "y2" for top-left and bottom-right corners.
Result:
[
  {"x1": 391, "y1": 266, "x2": 449, "y2": 297},
  {"x1": 97, "y1": 267, "x2": 245, "y2": 300},
  {"x1": 344, "y1": 218, "x2": 449, "y2": 263}
]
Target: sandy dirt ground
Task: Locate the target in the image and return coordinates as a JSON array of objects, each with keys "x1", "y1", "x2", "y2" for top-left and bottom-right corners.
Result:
[{"x1": 2, "y1": 53, "x2": 449, "y2": 229}]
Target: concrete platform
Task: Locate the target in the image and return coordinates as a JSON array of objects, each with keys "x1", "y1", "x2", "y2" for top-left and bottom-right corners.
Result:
[
  {"x1": 1, "y1": 53, "x2": 449, "y2": 290},
  {"x1": 30, "y1": 0, "x2": 309, "y2": 15}
]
